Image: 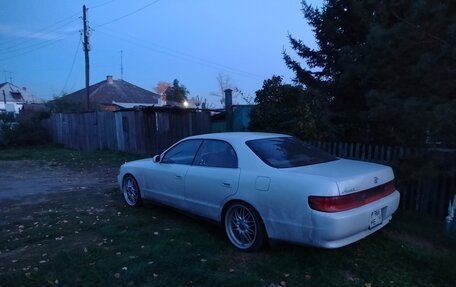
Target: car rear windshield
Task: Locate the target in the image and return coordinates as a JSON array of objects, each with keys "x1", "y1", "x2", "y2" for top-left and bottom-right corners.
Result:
[{"x1": 246, "y1": 137, "x2": 338, "y2": 168}]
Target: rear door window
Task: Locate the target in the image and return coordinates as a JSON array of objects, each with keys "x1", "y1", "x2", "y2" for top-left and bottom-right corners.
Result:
[{"x1": 246, "y1": 137, "x2": 337, "y2": 168}]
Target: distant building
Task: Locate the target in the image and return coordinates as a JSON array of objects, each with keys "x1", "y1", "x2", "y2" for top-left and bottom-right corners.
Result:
[
  {"x1": 59, "y1": 75, "x2": 161, "y2": 111},
  {"x1": 0, "y1": 82, "x2": 44, "y2": 114}
]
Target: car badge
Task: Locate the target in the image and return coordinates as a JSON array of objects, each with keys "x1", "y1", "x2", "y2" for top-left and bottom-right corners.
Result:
[{"x1": 374, "y1": 177, "x2": 379, "y2": 184}]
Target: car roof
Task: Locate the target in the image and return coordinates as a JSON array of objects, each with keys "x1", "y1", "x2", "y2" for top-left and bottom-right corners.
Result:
[{"x1": 185, "y1": 132, "x2": 290, "y2": 142}]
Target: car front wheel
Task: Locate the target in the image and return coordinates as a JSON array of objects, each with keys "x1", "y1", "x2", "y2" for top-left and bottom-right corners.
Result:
[
  {"x1": 122, "y1": 175, "x2": 142, "y2": 207},
  {"x1": 224, "y1": 203, "x2": 267, "y2": 251}
]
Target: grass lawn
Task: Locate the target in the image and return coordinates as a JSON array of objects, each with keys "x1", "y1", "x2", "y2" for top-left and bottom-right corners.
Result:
[{"x1": 0, "y1": 146, "x2": 455, "y2": 286}]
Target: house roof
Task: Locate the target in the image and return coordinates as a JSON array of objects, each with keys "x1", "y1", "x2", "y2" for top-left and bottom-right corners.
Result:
[
  {"x1": 0, "y1": 82, "x2": 44, "y2": 103},
  {"x1": 62, "y1": 76, "x2": 160, "y2": 105}
]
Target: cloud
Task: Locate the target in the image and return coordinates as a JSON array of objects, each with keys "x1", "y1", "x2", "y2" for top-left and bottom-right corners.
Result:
[{"x1": 0, "y1": 24, "x2": 78, "y2": 41}]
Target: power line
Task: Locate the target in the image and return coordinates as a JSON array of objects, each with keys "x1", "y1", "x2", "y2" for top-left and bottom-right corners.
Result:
[
  {"x1": 93, "y1": 0, "x2": 161, "y2": 28},
  {"x1": 90, "y1": 0, "x2": 117, "y2": 10},
  {"x1": 96, "y1": 27, "x2": 263, "y2": 80},
  {"x1": 62, "y1": 34, "x2": 82, "y2": 93},
  {"x1": 0, "y1": 37, "x2": 71, "y2": 62},
  {"x1": 0, "y1": 1, "x2": 115, "y2": 52},
  {"x1": 0, "y1": 15, "x2": 79, "y2": 49}
]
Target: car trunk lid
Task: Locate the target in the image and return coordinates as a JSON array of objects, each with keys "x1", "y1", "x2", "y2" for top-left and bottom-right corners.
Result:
[{"x1": 286, "y1": 159, "x2": 394, "y2": 195}]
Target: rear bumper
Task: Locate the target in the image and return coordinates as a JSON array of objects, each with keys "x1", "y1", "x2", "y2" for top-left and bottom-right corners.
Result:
[{"x1": 307, "y1": 190, "x2": 400, "y2": 248}]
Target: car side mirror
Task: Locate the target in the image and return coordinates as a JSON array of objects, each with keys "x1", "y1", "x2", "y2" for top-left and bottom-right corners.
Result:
[{"x1": 153, "y1": 155, "x2": 161, "y2": 163}]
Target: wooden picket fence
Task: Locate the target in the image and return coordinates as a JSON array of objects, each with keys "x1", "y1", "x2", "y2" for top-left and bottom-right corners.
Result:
[{"x1": 306, "y1": 141, "x2": 456, "y2": 218}]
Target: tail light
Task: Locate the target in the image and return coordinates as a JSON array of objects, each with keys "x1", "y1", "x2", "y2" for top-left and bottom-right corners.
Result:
[{"x1": 308, "y1": 180, "x2": 396, "y2": 212}]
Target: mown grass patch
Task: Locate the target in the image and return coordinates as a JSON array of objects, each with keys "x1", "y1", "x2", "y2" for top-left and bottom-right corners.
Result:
[{"x1": 1, "y1": 188, "x2": 455, "y2": 287}]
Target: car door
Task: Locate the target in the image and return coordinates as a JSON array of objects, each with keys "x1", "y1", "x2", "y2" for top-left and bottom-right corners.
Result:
[
  {"x1": 145, "y1": 139, "x2": 202, "y2": 209},
  {"x1": 184, "y1": 140, "x2": 240, "y2": 220}
]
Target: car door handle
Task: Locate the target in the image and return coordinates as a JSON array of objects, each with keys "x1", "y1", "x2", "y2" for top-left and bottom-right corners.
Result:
[{"x1": 222, "y1": 182, "x2": 231, "y2": 188}]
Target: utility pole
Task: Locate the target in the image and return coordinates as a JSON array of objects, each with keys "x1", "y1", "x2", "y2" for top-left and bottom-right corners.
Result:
[
  {"x1": 82, "y1": 5, "x2": 90, "y2": 111},
  {"x1": 120, "y1": 50, "x2": 124, "y2": 80}
]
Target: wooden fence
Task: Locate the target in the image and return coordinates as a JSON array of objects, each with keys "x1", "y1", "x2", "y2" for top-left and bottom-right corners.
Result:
[
  {"x1": 49, "y1": 108, "x2": 211, "y2": 154},
  {"x1": 306, "y1": 141, "x2": 456, "y2": 218},
  {"x1": 50, "y1": 112, "x2": 117, "y2": 151},
  {"x1": 115, "y1": 108, "x2": 211, "y2": 154}
]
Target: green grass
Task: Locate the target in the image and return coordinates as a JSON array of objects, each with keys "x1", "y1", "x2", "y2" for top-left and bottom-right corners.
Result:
[
  {"x1": 0, "y1": 145, "x2": 143, "y2": 170},
  {"x1": 0, "y1": 146, "x2": 455, "y2": 286}
]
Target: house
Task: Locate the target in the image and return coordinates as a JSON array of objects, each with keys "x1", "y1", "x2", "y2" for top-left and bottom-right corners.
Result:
[
  {"x1": 59, "y1": 75, "x2": 161, "y2": 111},
  {"x1": 0, "y1": 82, "x2": 44, "y2": 114}
]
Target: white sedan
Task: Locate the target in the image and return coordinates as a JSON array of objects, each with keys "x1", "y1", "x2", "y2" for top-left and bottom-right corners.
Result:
[{"x1": 118, "y1": 132, "x2": 400, "y2": 251}]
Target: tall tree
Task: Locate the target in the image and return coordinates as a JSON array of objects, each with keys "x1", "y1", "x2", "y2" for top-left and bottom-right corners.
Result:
[
  {"x1": 164, "y1": 79, "x2": 188, "y2": 104},
  {"x1": 284, "y1": 0, "x2": 376, "y2": 142},
  {"x1": 249, "y1": 76, "x2": 327, "y2": 139},
  {"x1": 285, "y1": 0, "x2": 456, "y2": 146}
]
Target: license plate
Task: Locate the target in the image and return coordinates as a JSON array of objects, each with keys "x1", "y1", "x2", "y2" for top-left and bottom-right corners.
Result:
[{"x1": 369, "y1": 208, "x2": 383, "y2": 229}]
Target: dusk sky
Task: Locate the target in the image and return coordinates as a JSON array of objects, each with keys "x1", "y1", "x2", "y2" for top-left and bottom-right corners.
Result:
[{"x1": 1, "y1": 0, "x2": 322, "y2": 107}]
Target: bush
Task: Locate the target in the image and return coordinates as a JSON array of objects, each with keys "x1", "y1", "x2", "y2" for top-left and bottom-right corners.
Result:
[{"x1": 0, "y1": 111, "x2": 50, "y2": 147}]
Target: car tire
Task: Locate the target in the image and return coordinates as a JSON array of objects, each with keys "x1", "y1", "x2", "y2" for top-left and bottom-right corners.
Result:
[
  {"x1": 122, "y1": 175, "x2": 142, "y2": 207},
  {"x1": 224, "y1": 203, "x2": 267, "y2": 251}
]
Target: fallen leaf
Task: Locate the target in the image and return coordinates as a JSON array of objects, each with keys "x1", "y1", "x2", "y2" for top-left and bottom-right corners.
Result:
[
  {"x1": 229, "y1": 268, "x2": 235, "y2": 273},
  {"x1": 114, "y1": 273, "x2": 120, "y2": 279},
  {"x1": 283, "y1": 273, "x2": 290, "y2": 278},
  {"x1": 305, "y1": 274, "x2": 311, "y2": 280},
  {"x1": 200, "y1": 258, "x2": 207, "y2": 263},
  {"x1": 122, "y1": 267, "x2": 128, "y2": 271},
  {"x1": 116, "y1": 252, "x2": 121, "y2": 256},
  {"x1": 365, "y1": 284, "x2": 372, "y2": 287},
  {"x1": 153, "y1": 273, "x2": 159, "y2": 278},
  {"x1": 153, "y1": 232, "x2": 159, "y2": 235},
  {"x1": 280, "y1": 281, "x2": 287, "y2": 287}
]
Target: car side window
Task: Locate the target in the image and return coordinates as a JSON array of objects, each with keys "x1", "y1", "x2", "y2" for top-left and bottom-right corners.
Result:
[
  {"x1": 162, "y1": 140, "x2": 202, "y2": 165},
  {"x1": 193, "y1": 140, "x2": 238, "y2": 168}
]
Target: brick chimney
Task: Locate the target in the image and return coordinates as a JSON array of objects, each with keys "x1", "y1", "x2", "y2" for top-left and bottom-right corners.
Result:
[{"x1": 106, "y1": 75, "x2": 114, "y2": 84}]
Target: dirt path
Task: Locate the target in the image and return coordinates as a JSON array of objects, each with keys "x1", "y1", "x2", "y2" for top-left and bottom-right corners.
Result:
[{"x1": 0, "y1": 160, "x2": 118, "y2": 202}]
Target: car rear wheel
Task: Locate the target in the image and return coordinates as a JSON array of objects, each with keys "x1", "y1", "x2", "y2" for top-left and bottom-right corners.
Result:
[
  {"x1": 122, "y1": 175, "x2": 142, "y2": 207},
  {"x1": 224, "y1": 203, "x2": 266, "y2": 251}
]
